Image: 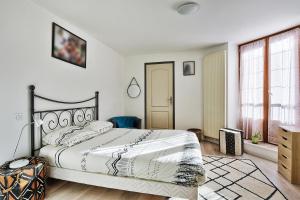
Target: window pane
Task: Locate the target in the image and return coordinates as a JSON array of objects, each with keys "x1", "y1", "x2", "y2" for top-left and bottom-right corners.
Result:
[
  {"x1": 240, "y1": 40, "x2": 265, "y2": 139},
  {"x1": 269, "y1": 33, "x2": 297, "y2": 124},
  {"x1": 268, "y1": 28, "x2": 300, "y2": 144},
  {"x1": 240, "y1": 41, "x2": 265, "y2": 119}
]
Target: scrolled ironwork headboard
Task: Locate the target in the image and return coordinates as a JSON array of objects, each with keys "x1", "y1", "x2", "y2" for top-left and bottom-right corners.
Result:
[{"x1": 29, "y1": 85, "x2": 99, "y2": 156}]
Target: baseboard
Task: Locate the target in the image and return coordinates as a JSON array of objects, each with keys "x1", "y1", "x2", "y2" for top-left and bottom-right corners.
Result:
[
  {"x1": 244, "y1": 140, "x2": 278, "y2": 162},
  {"x1": 203, "y1": 136, "x2": 219, "y2": 144}
]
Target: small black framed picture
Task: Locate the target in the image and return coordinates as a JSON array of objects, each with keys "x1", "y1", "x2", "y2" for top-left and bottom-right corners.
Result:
[
  {"x1": 183, "y1": 61, "x2": 195, "y2": 76},
  {"x1": 52, "y1": 22, "x2": 87, "y2": 68}
]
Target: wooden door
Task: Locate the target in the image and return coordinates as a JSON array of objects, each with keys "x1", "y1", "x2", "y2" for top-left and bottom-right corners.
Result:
[{"x1": 145, "y1": 62, "x2": 174, "y2": 129}]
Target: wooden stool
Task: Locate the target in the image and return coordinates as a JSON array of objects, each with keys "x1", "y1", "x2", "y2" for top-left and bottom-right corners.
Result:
[{"x1": 187, "y1": 128, "x2": 203, "y2": 142}]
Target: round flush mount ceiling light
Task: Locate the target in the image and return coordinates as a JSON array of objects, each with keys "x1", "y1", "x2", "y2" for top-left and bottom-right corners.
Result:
[{"x1": 177, "y1": 2, "x2": 200, "y2": 15}]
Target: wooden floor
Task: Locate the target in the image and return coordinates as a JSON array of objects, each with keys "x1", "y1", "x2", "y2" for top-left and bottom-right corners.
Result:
[{"x1": 46, "y1": 141, "x2": 300, "y2": 200}]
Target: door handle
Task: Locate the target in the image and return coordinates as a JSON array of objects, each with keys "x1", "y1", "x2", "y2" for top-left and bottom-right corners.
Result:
[{"x1": 168, "y1": 96, "x2": 173, "y2": 105}]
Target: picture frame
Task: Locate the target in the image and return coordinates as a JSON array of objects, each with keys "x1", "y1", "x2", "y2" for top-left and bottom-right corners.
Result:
[
  {"x1": 52, "y1": 22, "x2": 87, "y2": 68},
  {"x1": 183, "y1": 61, "x2": 195, "y2": 76}
]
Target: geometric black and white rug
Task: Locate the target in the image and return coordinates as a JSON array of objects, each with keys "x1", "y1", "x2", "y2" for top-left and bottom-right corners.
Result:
[{"x1": 198, "y1": 156, "x2": 287, "y2": 200}]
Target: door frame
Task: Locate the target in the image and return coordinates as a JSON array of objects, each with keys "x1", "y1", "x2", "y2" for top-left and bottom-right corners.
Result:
[{"x1": 144, "y1": 61, "x2": 175, "y2": 129}]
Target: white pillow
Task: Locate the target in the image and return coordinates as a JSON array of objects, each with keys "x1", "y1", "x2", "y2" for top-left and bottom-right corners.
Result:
[
  {"x1": 85, "y1": 121, "x2": 113, "y2": 133},
  {"x1": 59, "y1": 129, "x2": 99, "y2": 147},
  {"x1": 43, "y1": 126, "x2": 83, "y2": 146}
]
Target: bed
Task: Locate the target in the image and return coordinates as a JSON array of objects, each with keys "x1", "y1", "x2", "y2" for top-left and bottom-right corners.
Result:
[{"x1": 29, "y1": 85, "x2": 206, "y2": 200}]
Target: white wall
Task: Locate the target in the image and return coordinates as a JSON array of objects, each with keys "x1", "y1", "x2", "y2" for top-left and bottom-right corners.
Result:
[
  {"x1": 202, "y1": 43, "x2": 228, "y2": 56},
  {"x1": 123, "y1": 51, "x2": 203, "y2": 130},
  {"x1": 0, "y1": 0, "x2": 124, "y2": 164},
  {"x1": 226, "y1": 43, "x2": 240, "y2": 128}
]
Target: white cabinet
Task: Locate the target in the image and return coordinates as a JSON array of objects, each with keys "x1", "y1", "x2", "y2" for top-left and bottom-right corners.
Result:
[{"x1": 202, "y1": 50, "x2": 227, "y2": 139}]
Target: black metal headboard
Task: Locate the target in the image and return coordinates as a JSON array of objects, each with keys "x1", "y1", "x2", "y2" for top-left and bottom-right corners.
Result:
[{"x1": 29, "y1": 85, "x2": 99, "y2": 156}]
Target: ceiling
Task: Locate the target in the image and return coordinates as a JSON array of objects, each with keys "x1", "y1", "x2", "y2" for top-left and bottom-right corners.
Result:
[{"x1": 32, "y1": 0, "x2": 300, "y2": 55}]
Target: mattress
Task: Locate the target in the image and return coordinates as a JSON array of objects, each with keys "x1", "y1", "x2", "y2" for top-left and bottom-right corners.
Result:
[{"x1": 39, "y1": 128, "x2": 206, "y2": 186}]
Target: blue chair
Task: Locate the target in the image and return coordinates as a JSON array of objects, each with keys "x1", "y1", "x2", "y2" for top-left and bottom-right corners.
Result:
[{"x1": 108, "y1": 116, "x2": 141, "y2": 129}]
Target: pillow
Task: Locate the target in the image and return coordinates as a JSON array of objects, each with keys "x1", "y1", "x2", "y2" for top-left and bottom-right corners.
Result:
[
  {"x1": 43, "y1": 121, "x2": 113, "y2": 147},
  {"x1": 59, "y1": 129, "x2": 100, "y2": 147},
  {"x1": 85, "y1": 120, "x2": 113, "y2": 133},
  {"x1": 43, "y1": 126, "x2": 84, "y2": 146}
]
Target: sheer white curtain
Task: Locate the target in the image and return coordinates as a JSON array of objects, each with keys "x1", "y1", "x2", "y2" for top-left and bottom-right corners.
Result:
[
  {"x1": 268, "y1": 28, "x2": 300, "y2": 143},
  {"x1": 240, "y1": 40, "x2": 265, "y2": 139}
]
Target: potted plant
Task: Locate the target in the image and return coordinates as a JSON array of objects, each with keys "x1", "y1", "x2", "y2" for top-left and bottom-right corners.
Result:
[{"x1": 252, "y1": 131, "x2": 261, "y2": 144}]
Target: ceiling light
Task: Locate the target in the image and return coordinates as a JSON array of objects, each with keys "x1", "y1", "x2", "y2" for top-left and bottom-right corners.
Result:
[{"x1": 177, "y1": 2, "x2": 200, "y2": 15}]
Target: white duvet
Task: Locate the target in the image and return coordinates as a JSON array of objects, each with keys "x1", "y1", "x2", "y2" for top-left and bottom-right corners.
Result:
[{"x1": 39, "y1": 128, "x2": 206, "y2": 186}]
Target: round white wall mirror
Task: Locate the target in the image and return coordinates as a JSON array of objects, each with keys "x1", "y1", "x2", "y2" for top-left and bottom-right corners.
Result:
[{"x1": 127, "y1": 77, "x2": 141, "y2": 98}]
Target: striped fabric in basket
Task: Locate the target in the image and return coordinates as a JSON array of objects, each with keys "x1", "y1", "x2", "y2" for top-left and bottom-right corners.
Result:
[{"x1": 219, "y1": 128, "x2": 244, "y2": 156}]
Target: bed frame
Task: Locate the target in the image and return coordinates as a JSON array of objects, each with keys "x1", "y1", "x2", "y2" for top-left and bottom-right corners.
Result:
[{"x1": 29, "y1": 85, "x2": 198, "y2": 200}]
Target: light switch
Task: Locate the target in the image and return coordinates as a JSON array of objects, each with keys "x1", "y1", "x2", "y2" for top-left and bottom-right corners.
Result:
[{"x1": 15, "y1": 113, "x2": 24, "y2": 121}]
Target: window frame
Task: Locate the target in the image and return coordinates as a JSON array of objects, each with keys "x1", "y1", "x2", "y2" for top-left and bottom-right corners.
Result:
[{"x1": 238, "y1": 25, "x2": 300, "y2": 143}]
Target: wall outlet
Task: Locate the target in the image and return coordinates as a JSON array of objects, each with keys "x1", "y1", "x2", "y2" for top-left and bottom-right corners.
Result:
[{"x1": 15, "y1": 113, "x2": 24, "y2": 121}]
